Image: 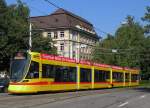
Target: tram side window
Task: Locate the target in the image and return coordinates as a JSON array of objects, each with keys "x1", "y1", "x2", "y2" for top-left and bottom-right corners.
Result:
[
  {"x1": 113, "y1": 72, "x2": 123, "y2": 82},
  {"x1": 42, "y1": 64, "x2": 55, "y2": 78},
  {"x1": 125, "y1": 73, "x2": 129, "y2": 82},
  {"x1": 26, "y1": 61, "x2": 39, "y2": 79},
  {"x1": 94, "y1": 70, "x2": 110, "y2": 82},
  {"x1": 131, "y1": 74, "x2": 138, "y2": 81},
  {"x1": 80, "y1": 68, "x2": 91, "y2": 82},
  {"x1": 55, "y1": 66, "x2": 77, "y2": 82}
]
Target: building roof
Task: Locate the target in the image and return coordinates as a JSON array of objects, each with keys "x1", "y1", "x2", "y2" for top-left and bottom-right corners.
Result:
[
  {"x1": 52, "y1": 8, "x2": 92, "y2": 25},
  {"x1": 31, "y1": 8, "x2": 98, "y2": 37}
]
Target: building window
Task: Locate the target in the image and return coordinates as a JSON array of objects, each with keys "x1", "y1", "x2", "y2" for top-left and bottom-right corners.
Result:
[
  {"x1": 81, "y1": 48, "x2": 83, "y2": 52},
  {"x1": 72, "y1": 31, "x2": 77, "y2": 40},
  {"x1": 47, "y1": 32, "x2": 51, "y2": 37},
  {"x1": 54, "y1": 31, "x2": 58, "y2": 39},
  {"x1": 73, "y1": 51, "x2": 76, "y2": 58},
  {"x1": 55, "y1": 18, "x2": 58, "y2": 22},
  {"x1": 60, "y1": 43, "x2": 64, "y2": 51},
  {"x1": 60, "y1": 31, "x2": 64, "y2": 37},
  {"x1": 86, "y1": 39, "x2": 88, "y2": 43}
]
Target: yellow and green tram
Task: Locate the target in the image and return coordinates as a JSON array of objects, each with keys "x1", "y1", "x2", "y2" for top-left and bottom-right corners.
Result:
[{"x1": 8, "y1": 52, "x2": 139, "y2": 94}]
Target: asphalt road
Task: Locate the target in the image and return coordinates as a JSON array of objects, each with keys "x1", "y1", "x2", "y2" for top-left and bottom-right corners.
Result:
[{"x1": 0, "y1": 88, "x2": 150, "y2": 108}]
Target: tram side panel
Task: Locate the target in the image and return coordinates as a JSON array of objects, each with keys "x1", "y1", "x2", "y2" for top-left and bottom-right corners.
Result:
[
  {"x1": 94, "y1": 67, "x2": 111, "y2": 89},
  {"x1": 78, "y1": 65, "x2": 92, "y2": 90},
  {"x1": 112, "y1": 71, "x2": 124, "y2": 87},
  {"x1": 41, "y1": 59, "x2": 77, "y2": 91},
  {"x1": 131, "y1": 73, "x2": 139, "y2": 86}
]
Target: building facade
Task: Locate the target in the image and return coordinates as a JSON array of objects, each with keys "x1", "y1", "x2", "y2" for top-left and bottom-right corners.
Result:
[{"x1": 31, "y1": 8, "x2": 99, "y2": 61}]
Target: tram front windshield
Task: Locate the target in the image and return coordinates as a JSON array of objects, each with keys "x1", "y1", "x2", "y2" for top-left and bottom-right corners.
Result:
[{"x1": 10, "y1": 52, "x2": 30, "y2": 82}]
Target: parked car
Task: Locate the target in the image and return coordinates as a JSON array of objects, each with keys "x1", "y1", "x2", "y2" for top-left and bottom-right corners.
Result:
[{"x1": 0, "y1": 78, "x2": 9, "y2": 93}]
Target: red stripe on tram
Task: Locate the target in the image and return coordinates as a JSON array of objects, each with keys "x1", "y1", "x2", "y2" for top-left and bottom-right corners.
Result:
[
  {"x1": 112, "y1": 82, "x2": 124, "y2": 84},
  {"x1": 94, "y1": 82, "x2": 110, "y2": 84},
  {"x1": 51, "y1": 82, "x2": 76, "y2": 85}
]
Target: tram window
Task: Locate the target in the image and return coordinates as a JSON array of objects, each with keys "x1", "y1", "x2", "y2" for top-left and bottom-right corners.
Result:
[
  {"x1": 94, "y1": 70, "x2": 110, "y2": 82},
  {"x1": 131, "y1": 74, "x2": 138, "y2": 81},
  {"x1": 55, "y1": 66, "x2": 77, "y2": 82},
  {"x1": 113, "y1": 72, "x2": 123, "y2": 82},
  {"x1": 125, "y1": 73, "x2": 129, "y2": 82},
  {"x1": 26, "y1": 61, "x2": 39, "y2": 79},
  {"x1": 42, "y1": 64, "x2": 55, "y2": 78},
  {"x1": 80, "y1": 68, "x2": 91, "y2": 82}
]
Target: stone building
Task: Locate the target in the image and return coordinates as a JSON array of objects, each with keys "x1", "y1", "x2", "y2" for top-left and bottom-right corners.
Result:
[{"x1": 31, "y1": 8, "x2": 99, "y2": 60}]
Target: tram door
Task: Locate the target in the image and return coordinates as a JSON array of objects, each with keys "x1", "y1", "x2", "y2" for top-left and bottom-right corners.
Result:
[
  {"x1": 80, "y1": 68, "x2": 92, "y2": 89},
  {"x1": 54, "y1": 66, "x2": 77, "y2": 90},
  {"x1": 54, "y1": 66, "x2": 77, "y2": 82},
  {"x1": 42, "y1": 64, "x2": 77, "y2": 81},
  {"x1": 42, "y1": 64, "x2": 77, "y2": 89}
]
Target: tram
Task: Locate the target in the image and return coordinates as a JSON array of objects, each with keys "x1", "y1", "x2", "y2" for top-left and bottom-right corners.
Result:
[{"x1": 8, "y1": 51, "x2": 139, "y2": 94}]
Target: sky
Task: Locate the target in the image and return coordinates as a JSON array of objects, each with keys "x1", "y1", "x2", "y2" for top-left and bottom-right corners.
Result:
[{"x1": 6, "y1": 0, "x2": 150, "y2": 38}]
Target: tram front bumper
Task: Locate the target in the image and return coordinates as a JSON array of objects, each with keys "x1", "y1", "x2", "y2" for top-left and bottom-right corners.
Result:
[{"x1": 8, "y1": 84, "x2": 38, "y2": 94}]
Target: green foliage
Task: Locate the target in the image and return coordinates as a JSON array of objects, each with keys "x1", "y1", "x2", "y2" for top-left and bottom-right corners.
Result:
[
  {"x1": 140, "y1": 6, "x2": 150, "y2": 79},
  {"x1": 92, "y1": 16, "x2": 145, "y2": 68},
  {"x1": 32, "y1": 31, "x2": 57, "y2": 55},
  {"x1": 92, "y1": 34, "x2": 117, "y2": 65},
  {"x1": 0, "y1": 0, "x2": 29, "y2": 59},
  {"x1": 0, "y1": 0, "x2": 56, "y2": 71},
  {"x1": 115, "y1": 16, "x2": 145, "y2": 67},
  {"x1": 142, "y1": 6, "x2": 150, "y2": 35},
  {"x1": 93, "y1": 15, "x2": 150, "y2": 79},
  {"x1": 140, "y1": 80, "x2": 150, "y2": 88}
]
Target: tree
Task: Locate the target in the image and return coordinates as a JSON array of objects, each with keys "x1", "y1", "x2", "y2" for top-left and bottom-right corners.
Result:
[
  {"x1": 92, "y1": 34, "x2": 117, "y2": 65},
  {"x1": 0, "y1": 0, "x2": 8, "y2": 50},
  {"x1": 141, "y1": 6, "x2": 150, "y2": 79},
  {"x1": 31, "y1": 31, "x2": 57, "y2": 54},
  {"x1": 142, "y1": 6, "x2": 150, "y2": 36},
  {"x1": 0, "y1": 0, "x2": 10, "y2": 71},
  {"x1": 92, "y1": 16, "x2": 145, "y2": 68},
  {"x1": 0, "y1": 0, "x2": 57, "y2": 72},
  {"x1": 115, "y1": 16, "x2": 145, "y2": 67}
]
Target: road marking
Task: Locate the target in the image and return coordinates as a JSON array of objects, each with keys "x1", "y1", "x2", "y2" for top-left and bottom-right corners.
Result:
[
  {"x1": 139, "y1": 95, "x2": 146, "y2": 99},
  {"x1": 118, "y1": 102, "x2": 129, "y2": 107}
]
